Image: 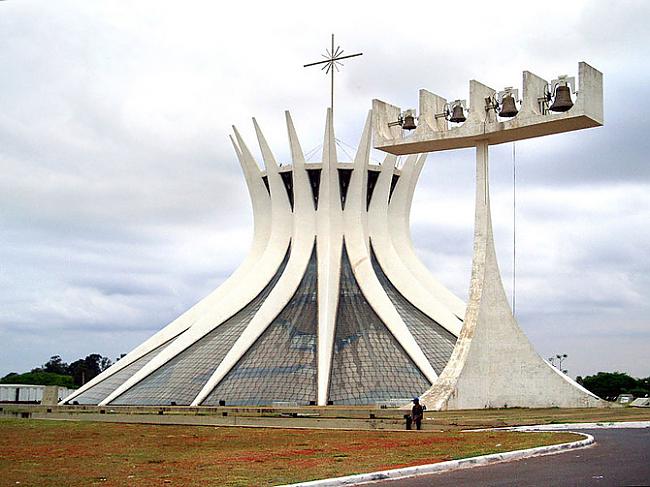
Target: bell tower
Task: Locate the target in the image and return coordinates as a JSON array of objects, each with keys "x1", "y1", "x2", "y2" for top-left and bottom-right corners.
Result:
[{"x1": 372, "y1": 62, "x2": 606, "y2": 409}]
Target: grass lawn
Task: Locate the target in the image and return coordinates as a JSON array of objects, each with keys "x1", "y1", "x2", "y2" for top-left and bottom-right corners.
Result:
[
  {"x1": 0, "y1": 419, "x2": 579, "y2": 486},
  {"x1": 426, "y1": 406, "x2": 650, "y2": 430}
]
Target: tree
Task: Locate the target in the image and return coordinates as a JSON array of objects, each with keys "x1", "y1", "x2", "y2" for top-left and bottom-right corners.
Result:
[
  {"x1": 43, "y1": 355, "x2": 69, "y2": 375},
  {"x1": 68, "y1": 354, "x2": 112, "y2": 386},
  {"x1": 579, "y1": 372, "x2": 640, "y2": 399},
  {"x1": 68, "y1": 358, "x2": 91, "y2": 386},
  {"x1": 0, "y1": 371, "x2": 75, "y2": 388},
  {"x1": 99, "y1": 356, "x2": 113, "y2": 372},
  {"x1": 2, "y1": 353, "x2": 114, "y2": 388}
]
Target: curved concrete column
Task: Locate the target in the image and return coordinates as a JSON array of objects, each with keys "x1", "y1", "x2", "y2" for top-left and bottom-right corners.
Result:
[
  {"x1": 343, "y1": 116, "x2": 438, "y2": 386},
  {"x1": 387, "y1": 154, "x2": 466, "y2": 321},
  {"x1": 315, "y1": 109, "x2": 344, "y2": 405},
  {"x1": 99, "y1": 125, "x2": 294, "y2": 406},
  {"x1": 369, "y1": 154, "x2": 462, "y2": 336},
  {"x1": 192, "y1": 111, "x2": 317, "y2": 406},
  {"x1": 63, "y1": 131, "x2": 273, "y2": 405}
]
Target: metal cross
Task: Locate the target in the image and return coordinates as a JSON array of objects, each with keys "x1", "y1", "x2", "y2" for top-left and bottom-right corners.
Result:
[{"x1": 303, "y1": 34, "x2": 363, "y2": 116}]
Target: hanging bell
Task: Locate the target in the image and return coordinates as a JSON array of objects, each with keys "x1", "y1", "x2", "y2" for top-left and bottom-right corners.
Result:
[
  {"x1": 549, "y1": 84, "x2": 574, "y2": 112},
  {"x1": 449, "y1": 104, "x2": 466, "y2": 123},
  {"x1": 498, "y1": 93, "x2": 518, "y2": 118},
  {"x1": 402, "y1": 114, "x2": 417, "y2": 130}
]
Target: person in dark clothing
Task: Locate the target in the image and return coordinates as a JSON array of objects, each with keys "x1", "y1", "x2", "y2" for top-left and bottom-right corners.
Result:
[{"x1": 411, "y1": 397, "x2": 424, "y2": 430}]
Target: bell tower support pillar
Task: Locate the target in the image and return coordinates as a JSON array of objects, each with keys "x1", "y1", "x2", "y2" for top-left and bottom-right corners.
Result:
[{"x1": 420, "y1": 140, "x2": 604, "y2": 410}]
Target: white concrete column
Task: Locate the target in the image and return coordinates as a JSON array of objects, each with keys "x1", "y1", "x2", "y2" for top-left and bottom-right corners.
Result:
[
  {"x1": 316, "y1": 109, "x2": 344, "y2": 405},
  {"x1": 191, "y1": 112, "x2": 317, "y2": 406},
  {"x1": 369, "y1": 153, "x2": 462, "y2": 336},
  {"x1": 63, "y1": 131, "x2": 273, "y2": 405},
  {"x1": 387, "y1": 154, "x2": 466, "y2": 321},
  {"x1": 99, "y1": 124, "x2": 296, "y2": 407},
  {"x1": 343, "y1": 117, "x2": 438, "y2": 386}
]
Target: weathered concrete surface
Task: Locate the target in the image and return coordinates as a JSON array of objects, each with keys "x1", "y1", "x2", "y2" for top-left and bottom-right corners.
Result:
[
  {"x1": 22, "y1": 412, "x2": 411, "y2": 431},
  {"x1": 7, "y1": 404, "x2": 650, "y2": 432},
  {"x1": 2, "y1": 405, "x2": 415, "y2": 431},
  {"x1": 420, "y1": 142, "x2": 605, "y2": 410},
  {"x1": 373, "y1": 62, "x2": 603, "y2": 155},
  {"x1": 41, "y1": 386, "x2": 60, "y2": 406}
]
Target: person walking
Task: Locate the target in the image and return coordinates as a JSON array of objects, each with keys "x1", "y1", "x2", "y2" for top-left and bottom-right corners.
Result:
[{"x1": 411, "y1": 397, "x2": 424, "y2": 430}]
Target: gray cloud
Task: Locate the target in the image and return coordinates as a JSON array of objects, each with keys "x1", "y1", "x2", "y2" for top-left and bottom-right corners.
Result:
[{"x1": 0, "y1": 0, "x2": 648, "y2": 380}]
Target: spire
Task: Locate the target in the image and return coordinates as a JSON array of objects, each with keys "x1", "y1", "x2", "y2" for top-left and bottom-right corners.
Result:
[
  {"x1": 253, "y1": 118, "x2": 292, "y2": 214},
  {"x1": 285, "y1": 111, "x2": 306, "y2": 168}
]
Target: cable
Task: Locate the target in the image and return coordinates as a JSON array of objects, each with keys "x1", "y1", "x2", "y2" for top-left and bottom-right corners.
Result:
[
  {"x1": 335, "y1": 139, "x2": 355, "y2": 160},
  {"x1": 512, "y1": 141, "x2": 516, "y2": 316},
  {"x1": 335, "y1": 137, "x2": 385, "y2": 165},
  {"x1": 335, "y1": 137, "x2": 358, "y2": 152},
  {"x1": 304, "y1": 144, "x2": 323, "y2": 161}
]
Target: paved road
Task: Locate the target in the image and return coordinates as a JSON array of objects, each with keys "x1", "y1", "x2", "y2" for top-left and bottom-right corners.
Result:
[{"x1": 375, "y1": 429, "x2": 650, "y2": 487}]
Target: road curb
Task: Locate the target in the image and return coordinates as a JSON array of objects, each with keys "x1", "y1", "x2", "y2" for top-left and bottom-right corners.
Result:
[
  {"x1": 490, "y1": 421, "x2": 650, "y2": 431},
  {"x1": 278, "y1": 432, "x2": 594, "y2": 487}
]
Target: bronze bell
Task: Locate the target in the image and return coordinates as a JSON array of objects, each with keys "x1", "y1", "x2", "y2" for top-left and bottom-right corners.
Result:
[
  {"x1": 402, "y1": 114, "x2": 417, "y2": 130},
  {"x1": 499, "y1": 93, "x2": 518, "y2": 118},
  {"x1": 449, "y1": 104, "x2": 466, "y2": 123},
  {"x1": 549, "y1": 85, "x2": 574, "y2": 112}
]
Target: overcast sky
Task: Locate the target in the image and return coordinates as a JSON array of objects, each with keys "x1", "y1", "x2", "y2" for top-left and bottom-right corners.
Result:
[{"x1": 1, "y1": 0, "x2": 648, "y2": 380}]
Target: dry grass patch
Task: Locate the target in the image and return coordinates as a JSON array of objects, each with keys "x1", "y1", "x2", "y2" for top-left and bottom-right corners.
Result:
[{"x1": 0, "y1": 418, "x2": 580, "y2": 486}]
